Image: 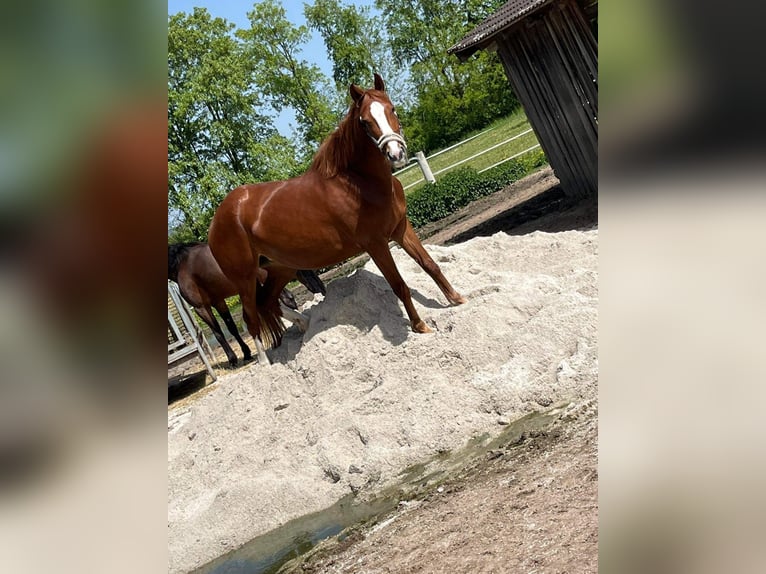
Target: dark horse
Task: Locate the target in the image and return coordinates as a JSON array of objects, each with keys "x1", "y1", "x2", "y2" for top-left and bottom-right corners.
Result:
[
  {"x1": 168, "y1": 242, "x2": 325, "y2": 366},
  {"x1": 208, "y1": 74, "x2": 466, "y2": 364}
]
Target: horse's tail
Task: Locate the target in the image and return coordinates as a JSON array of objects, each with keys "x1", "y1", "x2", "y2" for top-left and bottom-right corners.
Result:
[
  {"x1": 252, "y1": 298, "x2": 285, "y2": 350},
  {"x1": 167, "y1": 242, "x2": 202, "y2": 282},
  {"x1": 253, "y1": 265, "x2": 297, "y2": 349}
]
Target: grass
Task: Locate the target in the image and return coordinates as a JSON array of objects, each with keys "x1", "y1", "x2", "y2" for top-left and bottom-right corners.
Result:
[{"x1": 395, "y1": 109, "x2": 539, "y2": 194}]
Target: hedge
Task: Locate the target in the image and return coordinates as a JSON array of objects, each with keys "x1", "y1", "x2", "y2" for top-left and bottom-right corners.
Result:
[{"x1": 405, "y1": 149, "x2": 548, "y2": 229}]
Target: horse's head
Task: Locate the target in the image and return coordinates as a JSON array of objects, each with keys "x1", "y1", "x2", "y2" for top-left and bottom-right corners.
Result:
[{"x1": 350, "y1": 74, "x2": 408, "y2": 169}]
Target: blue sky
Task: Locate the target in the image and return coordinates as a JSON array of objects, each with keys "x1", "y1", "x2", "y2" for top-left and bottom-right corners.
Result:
[{"x1": 167, "y1": 0, "x2": 333, "y2": 74}]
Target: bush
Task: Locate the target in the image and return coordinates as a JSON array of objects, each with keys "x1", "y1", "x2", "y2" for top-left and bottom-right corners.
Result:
[{"x1": 405, "y1": 150, "x2": 548, "y2": 228}]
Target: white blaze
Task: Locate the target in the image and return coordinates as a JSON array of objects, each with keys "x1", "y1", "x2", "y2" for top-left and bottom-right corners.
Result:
[{"x1": 369, "y1": 101, "x2": 403, "y2": 159}]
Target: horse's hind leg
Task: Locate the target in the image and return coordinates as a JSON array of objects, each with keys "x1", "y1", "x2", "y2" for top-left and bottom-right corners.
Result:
[
  {"x1": 194, "y1": 305, "x2": 239, "y2": 367},
  {"x1": 237, "y1": 282, "x2": 270, "y2": 366},
  {"x1": 395, "y1": 219, "x2": 467, "y2": 305},
  {"x1": 214, "y1": 301, "x2": 251, "y2": 362}
]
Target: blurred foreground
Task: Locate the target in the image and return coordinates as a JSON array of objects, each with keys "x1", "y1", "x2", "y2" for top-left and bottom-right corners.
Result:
[
  {"x1": 1, "y1": 1, "x2": 167, "y2": 572},
  {"x1": 601, "y1": 1, "x2": 766, "y2": 573}
]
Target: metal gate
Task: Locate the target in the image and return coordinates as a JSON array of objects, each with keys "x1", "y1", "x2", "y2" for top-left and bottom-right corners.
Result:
[{"x1": 168, "y1": 280, "x2": 217, "y2": 383}]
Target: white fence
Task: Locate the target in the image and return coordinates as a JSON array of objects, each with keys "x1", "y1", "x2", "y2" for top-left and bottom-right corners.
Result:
[{"x1": 394, "y1": 126, "x2": 541, "y2": 191}]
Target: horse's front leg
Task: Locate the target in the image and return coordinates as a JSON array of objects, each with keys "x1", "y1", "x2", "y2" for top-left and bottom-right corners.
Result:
[
  {"x1": 394, "y1": 219, "x2": 467, "y2": 305},
  {"x1": 367, "y1": 242, "x2": 431, "y2": 333}
]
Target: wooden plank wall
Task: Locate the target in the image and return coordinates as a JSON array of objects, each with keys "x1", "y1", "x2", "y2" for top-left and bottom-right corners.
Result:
[{"x1": 496, "y1": 0, "x2": 597, "y2": 198}]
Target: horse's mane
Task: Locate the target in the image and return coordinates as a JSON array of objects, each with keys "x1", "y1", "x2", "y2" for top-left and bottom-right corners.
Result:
[
  {"x1": 310, "y1": 107, "x2": 358, "y2": 179},
  {"x1": 168, "y1": 241, "x2": 203, "y2": 282}
]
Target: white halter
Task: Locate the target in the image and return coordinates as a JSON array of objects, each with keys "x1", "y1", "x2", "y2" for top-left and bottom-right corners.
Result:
[{"x1": 373, "y1": 131, "x2": 407, "y2": 153}]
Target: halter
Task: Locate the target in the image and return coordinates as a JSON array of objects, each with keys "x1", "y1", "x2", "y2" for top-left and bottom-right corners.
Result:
[
  {"x1": 373, "y1": 131, "x2": 407, "y2": 153},
  {"x1": 358, "y1": 103, "x2": 407, "y2": 154}
]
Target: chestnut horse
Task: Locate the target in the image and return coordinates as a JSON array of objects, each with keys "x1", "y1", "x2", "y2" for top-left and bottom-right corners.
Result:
[
  {"x1": 208, "y1": 74, "x2": 466, "y2": 364},
  {"x1": 168, "y1": 242, "x2": 325, "y2": 366}
]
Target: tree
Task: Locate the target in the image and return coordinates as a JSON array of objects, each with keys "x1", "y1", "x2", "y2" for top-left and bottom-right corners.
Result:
[
  {"x1": 168, "y1": 8, "x2": 299, "y2": 242},
  {"x1": 374, "y1": 0, "x2": 518, "y2": 152},
  {"x1": 236, "y1": 0, "x2": 338, "y2": 159},
  {"x1": 303, "y1": 0, "x2": 407, "y2": 102}
]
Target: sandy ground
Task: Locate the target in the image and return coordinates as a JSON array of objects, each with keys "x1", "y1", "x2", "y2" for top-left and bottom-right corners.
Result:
[{"x1": 168, "y1": 176, "x2": 598, "y2": 574}]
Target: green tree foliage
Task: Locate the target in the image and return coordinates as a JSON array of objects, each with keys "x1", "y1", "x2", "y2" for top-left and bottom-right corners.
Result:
[
  {"x1": 304, "y1": 0, "x2": 378, "y2": 89},
  {"x1": 236, "y1": 0, "x2": 338, "y2": 158},
  {"x1": 375, "y1": 0, "x2": 519, "y2": 152},
  {"x1": 304, "y1": 0, "x2": 406, "y2": 99},
  {"x1": 168, "y1": 8, "x2": 299, "y2": 242},
  {"x1": 412, "y1": 53, "x2": 517, "y2": 151}
]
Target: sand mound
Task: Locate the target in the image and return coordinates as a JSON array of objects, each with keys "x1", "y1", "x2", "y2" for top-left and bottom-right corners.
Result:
[{"x1": 168, "y1": 230, "x2": 598, "y2": 573}]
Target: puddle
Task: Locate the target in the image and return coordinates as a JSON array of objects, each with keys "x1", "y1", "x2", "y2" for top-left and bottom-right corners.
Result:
[
  {"x1": 191, "y1": 402, "x2": 570, "y2": 574},
  {"x1": 190, "y1": 493, "x2": 396, "y2": 574}
]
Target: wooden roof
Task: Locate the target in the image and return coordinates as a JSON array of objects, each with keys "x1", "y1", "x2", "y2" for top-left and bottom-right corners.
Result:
[
  {"x1": 448, "y1": 0, "x2": 554, "y2": 60},
  {"x1": 449, "y1": 0, "x2": 597, "y2": 61}
]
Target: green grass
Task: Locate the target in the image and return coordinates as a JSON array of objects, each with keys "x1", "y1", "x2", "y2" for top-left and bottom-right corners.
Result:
[{"x1": 396, "y1": 109, "x2": 539, "y2": 194}]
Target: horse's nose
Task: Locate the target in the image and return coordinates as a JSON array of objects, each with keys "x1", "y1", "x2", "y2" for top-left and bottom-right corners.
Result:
[{"x1": 387, "y1": 142, "x2": 406, "y2": 165}]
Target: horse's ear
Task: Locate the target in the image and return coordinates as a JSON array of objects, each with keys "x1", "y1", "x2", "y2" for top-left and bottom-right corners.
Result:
[
  {"x1": 349, "y1": 83, "x2": 365, "y2": 105},
  {"x1": 373, "y1": 73, "x2": 385, "y2": 92}
]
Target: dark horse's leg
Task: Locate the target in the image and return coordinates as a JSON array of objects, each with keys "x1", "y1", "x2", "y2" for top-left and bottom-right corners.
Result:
[
  {"x1": 394, "y1": 219, "x2": 467, "y2": 306},
  {"x1": 193, "y1": 305, "x2": 239, "y2": 367},
  {"x1": 213, "y1": 301, "x2": 251, "y2": 362},
  {"x1": 366, "y1": 240, "x2": 431, "y2": 333}
]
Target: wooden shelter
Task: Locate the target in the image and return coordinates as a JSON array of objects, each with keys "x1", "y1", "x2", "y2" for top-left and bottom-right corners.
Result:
[{"x1": 449, "y1": 0, "x2": 598, "y2": 198}]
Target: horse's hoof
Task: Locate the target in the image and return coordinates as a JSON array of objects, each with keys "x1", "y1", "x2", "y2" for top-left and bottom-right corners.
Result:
[
  {"x1": 451, "y1": 294, "x2": 468, "y2": 305},
  {"x1": 413, "y1": 320, "x2": 433, "y2": 333}
]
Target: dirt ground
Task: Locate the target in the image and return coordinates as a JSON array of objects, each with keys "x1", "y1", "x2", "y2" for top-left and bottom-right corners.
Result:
[
  {"x1": 282, "y1": 400, "x2": 597, "y2": 574},
  {"x1": 168, "y1": 167, "x2": 598, "y2": 574}
]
